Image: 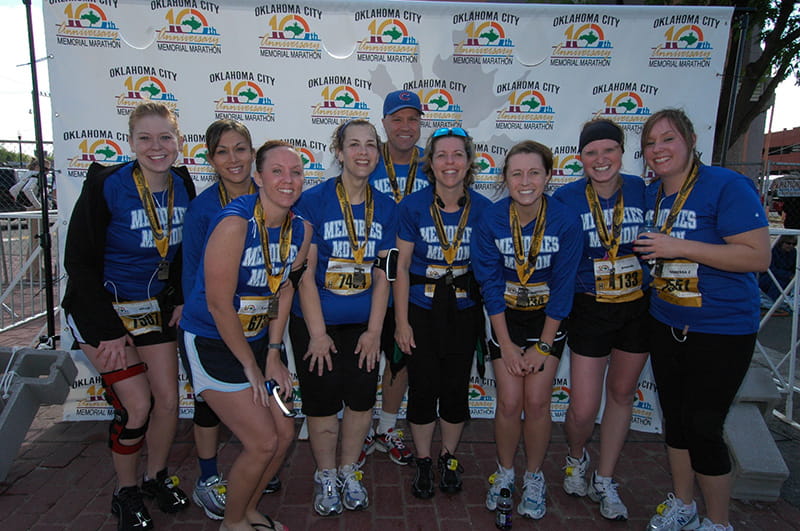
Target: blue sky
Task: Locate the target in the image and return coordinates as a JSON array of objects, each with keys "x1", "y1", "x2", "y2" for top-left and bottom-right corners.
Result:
[{"x1": 0, "y1": 0, "x2": 797, "y2": 155}]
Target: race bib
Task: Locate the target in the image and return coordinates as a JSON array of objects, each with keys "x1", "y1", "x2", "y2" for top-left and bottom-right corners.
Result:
[
  {"x1": 504, "y1": 281, "x2": 550, "y2": 310},
  {"x1": 325, "y1": 258, "x2": 372, "y2": 295},
  {"x1": 593, "y1": 254, "x2": 644, "y2": 303},
  {"x1": 113, "y1": 298, "x2": 162, "y2": 336},
  {"x1": 424, "y1": 264, "x2": 468, "y2": 299},
  {"x1": 652, "y1": 259, "x2": 702, "y2": 307},
  {"x1": 237, "y1": 296, "x2": 274, "y2": 338}
]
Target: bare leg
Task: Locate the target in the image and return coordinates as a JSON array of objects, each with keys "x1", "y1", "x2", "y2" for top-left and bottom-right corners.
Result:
[
  {"x1": 194, "y1": 425, "x2": 220, "y2": 461},
  {"x1": 564, "y1": 353, "x2": 607, "y2": 460},
  {"x1": 410, "y1": 421, "x2": 436, "y2": 458},
  {"x1": 138, "y1": 342, "x2": 180, "y2": 478},
  {"x1": 492, "y1": 359, "x2": 524, "y2": 468},
  {"x1": 380, "y1": 365, "x2": 408, "y2": 416},
  {"x1": 341, "y1": 407, "x2": 373, "y2": 466},
  {"x1": 666, "y1": 446, "x2": 695, "y2": 504},
  {"x1": 308, "y1": 415, "x2": 339, "y2": 470},
  {"x1": 696, "y1": 471, "x2": 732, "y2": 525},
  {"x1": 522, "y1": 356, "x2": 559, "y2": 472},
  {"x1": 439, "y1": 419, "x2": 464, "y2": 457}
]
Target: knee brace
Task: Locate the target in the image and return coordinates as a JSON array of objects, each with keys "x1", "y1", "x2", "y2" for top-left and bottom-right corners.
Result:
[
  {"x1": 102, "y1": 363, "x2": 150, "y2": 455},
  {"x1": 192, "y1": 396, "x2": 220, "y2": 428}
]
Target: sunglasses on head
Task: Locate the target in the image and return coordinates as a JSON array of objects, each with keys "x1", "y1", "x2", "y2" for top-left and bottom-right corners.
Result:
[{"x1": 432, "y1": 127, "x2": 468, "y2": 139}]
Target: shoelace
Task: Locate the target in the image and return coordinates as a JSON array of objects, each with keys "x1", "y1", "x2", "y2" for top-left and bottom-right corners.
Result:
[
  {"x1": 563, "y1": 455, "x2": 585, "y2": 477},
  {"x1": 488, "y1": 469, "x2": 514, "y2": 489},
  {"x1": 523, "y1": 474, "x2": 545, "y2": 501},
  {"x1": 385, "y1": 430, "x2": 407, "y2": 448},
  {"x1": 596, "y1": 478, "x2": 622, "y2": 503},
  {"x1": 338, "y1": 469, "x2": 364, "y2": 495}
]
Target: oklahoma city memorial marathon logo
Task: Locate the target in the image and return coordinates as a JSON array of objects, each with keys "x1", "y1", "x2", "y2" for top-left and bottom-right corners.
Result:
[
  {"x1": 495, "y1": 81, "x2": 560, "y2": 131},
  {"x1": 452, "y1": 10, "x2": 518, "y2": 65},
  {"x1": 152, "y1": 3, "x2": 222, "y2": 54},
  {"x1": 64, "y1": 131, "x2": 130, "y2": 177},
  {"x1": 255, "y1": 4, "x2": 322, "y2": 60},
  {"x1": 110, "y1": 66, "x2": 179, "y2": 116},
  {"x1": 593, "y1": 82, "x2": 658, "y2": 133},
  {"x1": 404, "y1": 80, "x2": 466, "y2": 129},
  {"x1": 649, "y1": 13, "x2": 721, "y2": 68},
  {"x1": 211, "y1": 71, "x2": 276, "y2": 122},
  {"x1": 472, "y1": 144, "x2": 506, "y2": 193},
  {"x1": 282, "y1": 138, "x2": 327, "y2": 188},
  {"x1": 53, "y1": 1, "x2": 121, "y2": 48},
  {"x1": 180, "y1": 136, "x2": 215, "y2": 184},
  {"x1": 308, "y1": 76, "x2": 371, "y2": 126},
  {"x1": 550, "y1": 12, "x2": 619, "y2": 67},
  {"x1": 551, "y1": 148, "x2": 584, "y2": 189},
  {"x1": 354, "y1": 8, "x2": 421, "y2": 63}
]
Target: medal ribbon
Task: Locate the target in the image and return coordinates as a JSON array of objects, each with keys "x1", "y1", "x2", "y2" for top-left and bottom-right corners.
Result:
[
  {"x1": 510, "y1": 196, "x2": 547, "y2": 285},
  {"x1": 653, "y1": 163, "x2": 700, "y2": 235},
  {"x1": 218, "y1": 181, "x2": 256, "y2": 207},
  {"x1": 429, "y1": 192, "x2": 471, "y2": 265},
  {"x1": 382, "y1": 144, "x2": 419, "y2": 203},
  {"x1": 335, "y1": 177, "x2": 374, "y2": 264},
  {"x1": 132, "y1": 167, "x2": 173, "y2": 259},
  {"x1": 254, "y1": 200, "x2": 293, "y2": 295},
  {"x1": 585, "y1": 180, "x2": 624, "y2": 261}
]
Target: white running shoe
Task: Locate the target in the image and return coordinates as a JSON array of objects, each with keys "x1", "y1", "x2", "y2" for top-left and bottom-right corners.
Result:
[
  {"x1": 587, "y1": 471, "x2": 628, "y2": 521},
  {"x1": 647, "y1": 493, "x2": 700, "y2": 531},
  {"x1": 338, "y1": 463, "x2": 369, "y2": 511},
  {"x1": 697, "y1": 518, "x2": 733, "y2": 531},
  {"x1": 313, "y1": 469, "x2": 343, "y2": 516},
  {"x1": 517, "y1": 470, "x2": 546, "y2": 520},
  {"x1": 562, "y1": 448, "x2": 589, "y2": 497},
  {"x1": 485, "y1": 465, "x2": 515, "y2": 511}
]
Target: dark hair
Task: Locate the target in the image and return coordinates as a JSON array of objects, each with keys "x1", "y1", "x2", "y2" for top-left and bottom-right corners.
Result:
[
  {"x1": 640, "y1": 108, "x2": 700, "y2": 175},
  {"x1": 502, "y1": 140, "x2": 554, "y2": 181},
  {"x1": 255, "y1": 140, "x2": 297, "y2": 173},
  {"x1": 421, "y1": 130, "x2": 478, "y2": 188},
  {"x1": 205, "y1": 119, "x2": 253, "y2": 160},
  {"x1": 330, "y1": 119, "x2": 380, "y2": 157},
  {"x1": 128, "y1": 102, "x2": 180, "y2": 137},
  {"x1": 579, "y1": 118, "x2": 624, "y2": 153}
]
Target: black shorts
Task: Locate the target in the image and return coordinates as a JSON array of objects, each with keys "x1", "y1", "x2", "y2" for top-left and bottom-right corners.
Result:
[
  {"x1": 66, "y1": 310, "x2": 177, "y2": 349},
  {"x1": 289, "y1": 314, "x2": 379, "y2": 417},
  {"x1": 179, "y1": 328, "x2": 272, "y2": 394},
  {"x1": 487, "y1": 308, "x2": 567, "y2": 360},
  {"x1": 405, "y1": 303, "x2": 480, "y2": 425},
  {"x1": 566, "y1": 293, "x2": 650, "y2": 357},
  {"x1": 380, "y1": 306, "x2": 396, "y2": 358}
]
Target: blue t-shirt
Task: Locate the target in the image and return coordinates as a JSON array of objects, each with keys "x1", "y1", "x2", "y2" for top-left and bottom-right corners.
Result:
[
  {"x1": 473, "y1": 195, "x2": 581, "y2": 319},
  {"x1": 181, "y1": 194, "x2": 305, "y2": 340},
  {"x1": 182, "y1": 182, "x2": 225, "y2": 300},
  {"x1": 101, "y1": 163, "x2": 190, "y2": 301},
  {"x1": 553, "y1": 174, "x2": 651, "y2": 295},
  {"x1": 398, "y1": 186, "x2": 491, "y2": 310},
  {"x1": 369, "y1": 146, "x2": 429, "y2": 201},
  {"x1": 292, "y1": 177, "x2": 398, "y2": 325},
  {"x1": 645, "y1": 164, "x2": 768, "y2": 334}
]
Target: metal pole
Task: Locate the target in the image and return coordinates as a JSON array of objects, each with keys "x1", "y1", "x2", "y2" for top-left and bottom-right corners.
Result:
[
  {"x1": 17, "y1": 135, "x2": 22, "y2": 167},
  {"x1": 720, "y1": 10, "x2": 750, "y2": 167},
  {"x1": 23, "y1": 0, "x2": 55, "y2": 346}
]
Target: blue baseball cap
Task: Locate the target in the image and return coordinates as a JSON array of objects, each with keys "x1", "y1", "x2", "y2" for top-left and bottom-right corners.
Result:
[{"x1": 383, "y1": 90, "x2": 424, "y2": 117}]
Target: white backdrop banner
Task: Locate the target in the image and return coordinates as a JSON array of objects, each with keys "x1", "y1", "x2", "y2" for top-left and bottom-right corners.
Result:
[{"x1": 47, "y1": 0, "x2": 732, "y2": 431}]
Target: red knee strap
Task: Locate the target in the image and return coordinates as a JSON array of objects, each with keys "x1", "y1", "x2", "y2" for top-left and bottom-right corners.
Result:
[
  {"x1": 102, "y1": 362, "x2": 147, "y2": 386},
  {"x1": 101, "y1": 363, "x2": 149, "y2": 455}
]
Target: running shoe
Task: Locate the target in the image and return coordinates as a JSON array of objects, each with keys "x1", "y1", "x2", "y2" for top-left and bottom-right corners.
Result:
[
  {"x1": 374, "y1": 428, "x2": 414, "y2": 465},
  {"x1": 263, "y1": 475, "x2": 281, "y2": 494},
  {"x1": 412, "y1": 457, "x2": 435, "y2": 499},
  {"x1": 562, "y1": 448, "x2": 589, "y2": 497},
  {"x1": 192, "y1": 474, "x2": 226, "y2": 520},
  {"x1": 587, "y1": 471, "x2": 628, "y2": 521},
  {"x1": 356, "y1": 427, "x2": 376, "y2": 467},
  {"x1": 517, "y1": 470, "x2": 547, "y2": 520},
  {"x1": 647, "y1": 493, "x2": 700, "y2": 531},
  {"x1": 485, "y1": 465, "x2": 515, "y2": 511},
  {"x1": 111, "y1": 486, "x2": 153, "y2": 530},
  {"x1": 438, "y1": 452, "x2": 463, "y2": 493},
  {"x1": 697, "y1": 518, "x2": 733, "y2": 531},
  {"x1": 338, "y1": 463, "x2": 369, "y2": 510},
  {"x1": 313, "y1": 469, "x2": 343, "y2": 516},
  {"x1": 140, "y1": 469, "x2": 189, "y2": 513}
]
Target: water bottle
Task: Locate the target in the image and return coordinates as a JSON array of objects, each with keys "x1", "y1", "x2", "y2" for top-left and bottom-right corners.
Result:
[
  {"x1": 639, "y1": 220, "x2": 658, "y2": 265},
  {"x1": 495, "y1": 487, "x2": 513, "y2": 530}
]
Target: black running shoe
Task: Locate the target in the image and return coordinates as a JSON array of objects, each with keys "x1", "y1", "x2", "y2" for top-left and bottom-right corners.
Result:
[
  {"x1": 438, "y1": 452, "x2": 463, "y2": 493},
  {"x1": 111, "y1": 486, "x2": 153, "y2": 530},
  {"x1": 140, "y1": 469, "x2": 190, "y2": 513},
  {"x1": 263, "y1": 475, "x2": 281, "y2": 494},
  {"x1": 412, "y1": 457, "x2": 435, "y2": 499}
]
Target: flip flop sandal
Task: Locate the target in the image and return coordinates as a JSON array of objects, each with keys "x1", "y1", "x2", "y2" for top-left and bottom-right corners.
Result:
[{"x1": 250, "y1": 514, "x2": 286, "y2": 531}]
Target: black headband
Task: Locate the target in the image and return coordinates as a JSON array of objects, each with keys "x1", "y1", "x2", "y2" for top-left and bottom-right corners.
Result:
[{"x1": 579, "y1": 121, "x2": 623, "y2": 153}]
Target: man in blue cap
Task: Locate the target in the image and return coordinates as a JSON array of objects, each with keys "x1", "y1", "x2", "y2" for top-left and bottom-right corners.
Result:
[{"x1": 361, "y1": 89, "x2": 428, "y2": 467}]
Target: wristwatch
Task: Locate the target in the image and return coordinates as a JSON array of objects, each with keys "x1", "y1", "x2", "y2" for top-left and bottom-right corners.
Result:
[
  {"x1": 268, "y1": 342, "x2": 285, "y2": 354},
  {"x1": 534, "y1": 341, "x2": 552, "y2": 356}
]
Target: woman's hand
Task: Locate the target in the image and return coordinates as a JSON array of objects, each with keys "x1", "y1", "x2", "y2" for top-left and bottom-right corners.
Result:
[
  {"x1": 303, "y1": 333, "x2": 336, "y2": 376},
  {"x1": 499, "y1": 340, "x2": 527, "y2": 377},
  {"x1": 355, "y1": 329, "x2": 380, "y2": 372},
  {"x1": 265, "y1": 359, "x2": 293, "y2": 402},
  {"x1": 168, "y1": 304, "x2": 183, "y2": 327},
  {"x1": 394, "y1": 322, "x2": 416, "y2": 356},
  {"x1": 634, "y1": 232, "x2": 683, "y2": 261},
  {"x1": 95, "y1": 334, "x2": 134, "y2": 372},
  {"x1": 522, "y1": 347, "x2": 549, "y2": 375},
  {"x1": 244, "y1": 362, "x2": 268, "y2": 406}
]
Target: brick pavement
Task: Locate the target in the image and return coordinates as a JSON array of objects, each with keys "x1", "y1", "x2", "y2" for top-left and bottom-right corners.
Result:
[{"x1": 2, "y1": 319, "x2": 800, "y2": 530}]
